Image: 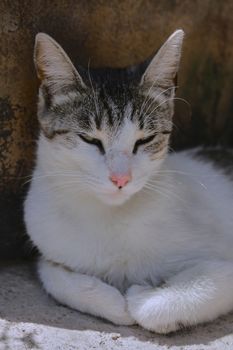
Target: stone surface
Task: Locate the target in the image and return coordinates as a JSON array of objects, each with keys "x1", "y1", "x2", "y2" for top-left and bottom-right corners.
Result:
[
  {"x1": 1, "y1": 0, "x2": 233, "y2": 256},
  {"x1": 0, "y1": 262, "x2": 233, "y2": 350}
]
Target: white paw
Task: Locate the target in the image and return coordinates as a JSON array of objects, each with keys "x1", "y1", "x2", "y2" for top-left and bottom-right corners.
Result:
[
  {"x1": 102, "y1": 287, "x2": 136, "y2": 326},
  {"x1": 126, "y1": 284, "x2": 184, "y2": 334},
  {"x1": 109, "y1": 308, "x2": 136, "y2": 326}
]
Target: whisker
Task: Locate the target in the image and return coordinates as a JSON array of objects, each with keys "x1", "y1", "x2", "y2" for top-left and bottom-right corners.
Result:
[
  {"x1": 140, "y1": 86, "x2": 178, "y2": 120},
  {"x1": 143, "y1": 97, "x2": 191, "y2": 122},
  {"x1": 22, "y1": 170, "x2": 104, "y2": 187},
  {"x1": 87, "y1": 60, "x2": 99, "y2": 117},
  {"x1": 22, "y1": 172, "x2": 85, "y2": 186},
  {"x1": 35, "y1": 180, "x2": 98, "y2": 195},
  {"x1": 142, "y1": 186, "x2": 173, "y2": 201},
  {"x1": 144, "y1": 182, "x2": 185, "y2": 202},
  {"x1": 149, "y1": 171, "x2": 209, "y2": 190},
  {"x1": 139, "y1": 65, "x2": 179, "y2": 117}
]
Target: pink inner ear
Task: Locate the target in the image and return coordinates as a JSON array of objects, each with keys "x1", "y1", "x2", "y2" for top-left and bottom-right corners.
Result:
[{"x1": 110, "y1": 173, "x2": 132, "y2": 188}]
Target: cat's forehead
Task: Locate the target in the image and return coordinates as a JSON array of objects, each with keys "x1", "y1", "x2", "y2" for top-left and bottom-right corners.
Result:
[
  {"x1": 78, "y1": 84, "x2": 142, "y2": 131},
  {"x1": 48, "y1": 81, "x2": 171, "y2": 138},
  {"x1": 82, "y1": 83, "x2": 171, "y2": 135},
  {"x1": 98, "y1": 83, "x2": 140, "y2": 111}
]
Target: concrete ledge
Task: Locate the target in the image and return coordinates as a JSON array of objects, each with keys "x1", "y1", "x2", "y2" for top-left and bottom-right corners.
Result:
[{"x1": 0, "y1": 262, "x2": 233, "y2": 349}]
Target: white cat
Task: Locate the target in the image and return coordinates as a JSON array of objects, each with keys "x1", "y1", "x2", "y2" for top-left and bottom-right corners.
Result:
[{"x1": 24, "y1": 29, "x2": 233, "y2": 334}]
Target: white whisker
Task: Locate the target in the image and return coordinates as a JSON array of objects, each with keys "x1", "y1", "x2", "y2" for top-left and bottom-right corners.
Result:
[
  {"x1": 144, "y1": 182, "x2": 185, "y2": 203},
  {"x1": 87, "y1": 61, "x2": 99, "y2": 117},
  {"x1": 145, "y1": 97, "x2": 191, "y2": 121},
  {"x1": 140, "y1": 86, "x2": 178, "y2": 120}
]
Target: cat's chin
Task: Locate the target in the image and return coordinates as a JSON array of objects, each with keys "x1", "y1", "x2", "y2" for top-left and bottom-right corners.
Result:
[{"x1": 95, "y1": 191, "x2": 133, "y2": 206}]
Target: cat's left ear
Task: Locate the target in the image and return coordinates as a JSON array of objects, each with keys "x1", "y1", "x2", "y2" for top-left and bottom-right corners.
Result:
[
  {"x1": 140, "y1": 29, "x2": 184, "y2": 90},
  {"x1": 34, "y1": 33, "x2": 86, "y2": 94}
]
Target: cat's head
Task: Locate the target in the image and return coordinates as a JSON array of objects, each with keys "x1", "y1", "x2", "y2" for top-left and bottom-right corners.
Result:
[{"x1": 34, "y1": 30, "x2": 184, "y2": 206}]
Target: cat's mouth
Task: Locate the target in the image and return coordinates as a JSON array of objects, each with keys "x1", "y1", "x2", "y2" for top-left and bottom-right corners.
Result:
[{"x1": 94, "y1": 181, "x2": 145, "y2": 206}]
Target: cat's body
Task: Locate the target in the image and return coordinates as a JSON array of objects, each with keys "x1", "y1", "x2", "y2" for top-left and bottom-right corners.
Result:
[
  {"x1": 26, "y1": 148, "x2": 233, "y2": 291},
  {"x1": 25, "y1": 30, "x2": 233, "y2": 333}
]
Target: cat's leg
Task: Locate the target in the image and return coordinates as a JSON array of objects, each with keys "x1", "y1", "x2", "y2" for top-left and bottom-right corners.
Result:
[
  {"x1": 38, "y1": 258, "x2": 135, "y2": 325},
  {"x1": 127, "y1": 260, "x2": 233, "y2": 333}
]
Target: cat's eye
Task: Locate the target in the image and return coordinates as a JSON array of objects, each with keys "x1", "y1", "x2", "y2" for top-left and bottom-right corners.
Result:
[
  {"x1": 78, "y1": 134, "x2": 105, "y2": 154},
  {"x1": 133, "y1": 131, "x2": 171, "y2": 154},
  {"x1": 133, "y1": 134, "x2": 156, "y2": 154}
]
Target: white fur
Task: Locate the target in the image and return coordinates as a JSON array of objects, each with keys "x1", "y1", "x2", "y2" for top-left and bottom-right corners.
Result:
[{"x1": 25, "y1": 131, "x2": 233, "y2": 333}]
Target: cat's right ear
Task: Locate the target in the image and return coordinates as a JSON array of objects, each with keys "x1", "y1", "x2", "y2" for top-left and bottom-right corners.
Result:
[
  {"x1": 140, "y1": 30, "x2": 184, "y2": 90},
  {"x1": 34, "y1": 33, "x2": 86, "y2": 94}
]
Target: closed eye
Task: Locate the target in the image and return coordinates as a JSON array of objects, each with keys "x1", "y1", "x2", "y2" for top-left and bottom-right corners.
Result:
[
  {"x1": 78, "y1": 134, "x2": 105, "y2": 154},
  {"x1": 133, "y1": 134, "x2": 156, "y2": 154},
  {"x1": 133, "y1": 131, "x2": 171, "y2": 154}
]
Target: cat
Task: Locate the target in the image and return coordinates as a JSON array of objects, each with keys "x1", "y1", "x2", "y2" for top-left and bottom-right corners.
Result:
[{"x1": 24, "y1": 29, "x2": 233, "y2": 334}]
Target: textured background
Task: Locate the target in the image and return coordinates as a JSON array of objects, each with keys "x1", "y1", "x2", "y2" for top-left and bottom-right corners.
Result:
[{"x1": 0, "y1": 0, "x2": 233, "y2": 259}]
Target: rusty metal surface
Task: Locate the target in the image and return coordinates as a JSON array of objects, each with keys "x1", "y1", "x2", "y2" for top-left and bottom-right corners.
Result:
[{"x1": 0, "y1": 0, "x2": 233, "y2": 258}]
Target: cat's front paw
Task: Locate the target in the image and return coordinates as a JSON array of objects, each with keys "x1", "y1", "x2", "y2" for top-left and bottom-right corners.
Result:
[
  {"x1": 109, "y1": 308, "x2": 135, "y2": 326},
  {"x1": 126, "y1": 285, "x2": 182, "y2": 334},
  {"x1": 102, "y1": 287, "x2": 136, "y2": 326}
]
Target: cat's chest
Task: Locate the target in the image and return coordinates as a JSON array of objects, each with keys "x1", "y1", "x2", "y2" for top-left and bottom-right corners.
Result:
[
  {"x1": 30, "y1": 184, "x2": 222, "y2": 287},
  {"x1": 48, "y1": 202, "x2": 176, "y2": 287},
  {"x1": 60, "y1": 208, "x2": 154, "y2": 264}
]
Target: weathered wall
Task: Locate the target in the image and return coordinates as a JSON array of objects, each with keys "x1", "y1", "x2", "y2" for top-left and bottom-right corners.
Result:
[{"x1": 0, "y1": 0, "x2": 233, "y2": 258}]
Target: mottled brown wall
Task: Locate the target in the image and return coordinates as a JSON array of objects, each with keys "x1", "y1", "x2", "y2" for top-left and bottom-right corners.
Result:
[{"x1": 0, "y1": 0, "x2": 233, "y2": 258}]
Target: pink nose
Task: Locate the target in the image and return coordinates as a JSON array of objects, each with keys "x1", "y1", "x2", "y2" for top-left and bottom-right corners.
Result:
[{"x1": 110, "y1": 173, "x2": 132, "y2": 189}]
